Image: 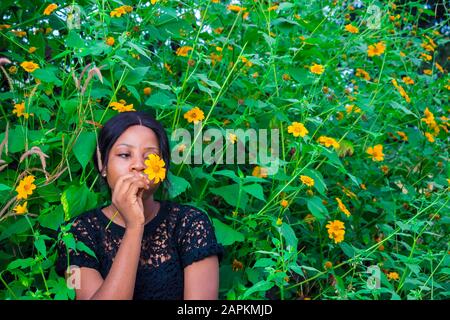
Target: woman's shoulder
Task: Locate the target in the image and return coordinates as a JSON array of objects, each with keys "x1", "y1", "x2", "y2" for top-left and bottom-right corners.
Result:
[{"x1": 64, "y1": 207, "x2": 103, "y2": 231}]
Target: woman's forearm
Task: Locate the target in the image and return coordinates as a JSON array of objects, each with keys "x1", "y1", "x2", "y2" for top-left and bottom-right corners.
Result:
[{"x1": 89, "y1": 227, "x2": 144, "y2": 299}]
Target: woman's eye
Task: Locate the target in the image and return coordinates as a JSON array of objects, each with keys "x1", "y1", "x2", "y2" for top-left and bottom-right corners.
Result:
[{"x1": 118, "y1": 153, "x2": 130, "y2": 158}]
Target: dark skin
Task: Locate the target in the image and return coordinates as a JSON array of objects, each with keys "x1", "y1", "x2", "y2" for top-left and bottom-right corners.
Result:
[{"x1": 68, "y1": 125, "x2": 219, "y2": 300}]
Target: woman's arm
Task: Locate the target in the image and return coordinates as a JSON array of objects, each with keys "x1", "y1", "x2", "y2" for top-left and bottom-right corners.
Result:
[
  {"x1": 70, "y1": 226, "x2": 144, "y2": 300},
  {"x1": 183, "y1": 255, "x2": 220, "y2": 300}
]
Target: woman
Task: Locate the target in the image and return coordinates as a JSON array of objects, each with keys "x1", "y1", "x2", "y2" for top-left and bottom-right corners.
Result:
[{"x1": 56, "y1": 111, "x2": 224, "y2": 300}]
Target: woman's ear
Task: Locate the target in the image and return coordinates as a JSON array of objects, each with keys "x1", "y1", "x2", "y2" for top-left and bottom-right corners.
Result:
[{"x1": 96, "y1": 146, "x2": 103, "y2": 173}]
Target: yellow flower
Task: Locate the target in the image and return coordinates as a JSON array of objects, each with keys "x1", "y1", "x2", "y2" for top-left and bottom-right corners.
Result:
[
  {"x1": 268, "y1": 5, "x2": 279, "y2": 12},
  {"x1": 300, "y1": 175, "x2": 314, "y2": 187},
  {"x1": 176, "y1": 46, "x2": 193, "y2": 57},
  {"x1": 287, "y1": 122, "x2": 308, "y2": 137},
  {"x1": 20, "y1": 61, "x2": 40, "y2": 73},
  {"x1": 151, "y1": 0, "x2": 159, "y2": 4},
  {"x1": 324, "y1": 261, "x2": 333, "y2": 269},
  {"x1": 423, "y1": 69, "x2": 432, "y2": 75},
  {"x1": 43, "y1": 3, "x2": 58, "y2": 15},
  {"x1": 184, "y1": 107, "x2": 205, "y2": 124},
  {"x1": 280, "y1": 199, "x2": 288, "y2": 208},
  {"x1": 276, "y1": 217, "x2": 283, "y2": 226},
  {"x1": 391, "y1": 79, "x2": 411, "y2": 103},
  {"x1": 144, "y1": 154, "x2": 166, "y2": 184},
  {"x1": 110, "y1": 101, "x2": 135, "y2": 112},
  {"x1": 367, "y1": 41, "x2": 386, "y2": 57},
  {"x1": 13, "y1": 102, "x2": 30, "y2": 119},
  {"x1": 16, "y1": 175, "x2": 37, "y2": 200},
  {"x1": 317, "y1": 136, "x2": 340, "y2": 149},
  {"x1": 355, "y1": 68, "x2": 370, "y2": 81},
  {"x1": 106, "y1": 37, "x2": 115, "y2": 46},
  {"x1": 143, "y1": 87, "x2": 152, "y2": 96},
  {"x1": 336, "y1": 198, "x2": 351, "y2": 217},
  {"x1": 326, "y1": 220, "x2": 345, "y2": 244},
  {"x1": 227, "y1": 5, "x2": 246, "y2": 12},
  {"x1": 402, "y1": 76, "x2": 414, "y2": 85},
  {"x1": 9, "y1": 66, "x2": 17, "y2": 74},
  {"x1": 420, "y1": 53, "x2": 432, "y2": 61},
  {"x1": 252, "y1": 166, "x2": 268, "y2": 178},
  {"x1": 310, "y1": 63, "x2": 324, "y2": 75},
  {"x1": 164, "y1": 63, "x2": 173, "y2": 74},
  {"x1": 14, "y1": 202, "x2": 28, "y2": 215},
  {"x1": 345, "y1": 24, "x2": 359, "y2": 33},
  {"x1": 110, "y1": 7, "x2": 127, "y2": 17},
  {"x1": 425, "y1": 132, "x2": 435, "y2": 143},
  {"x1": 12, "y1": 30, "x2": 27, "y2": 37},
  {"x1": 387, "y1": 272, "x2": 399, "y2": 280},
  {"x1": 396, "y1": 131, "x2": 408, "y2": 141},
  {"x1": 28, "y1": 47, "x2": 37, "y2": 54},
  {"x1": 228, "y1": 133, "x2": 237, "y2": 144},
  {"x1": 366, "y1": 144, "x2": 384, "y2": 161},
  {"x1": 435, "y1": 62, "x2": 444, "y2": 73},
  {"x1": 345, "y1": 104, "x2": 361, "y2": 114}
]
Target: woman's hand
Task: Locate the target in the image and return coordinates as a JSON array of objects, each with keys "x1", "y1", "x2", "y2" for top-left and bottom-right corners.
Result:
[{"x1": 111, "y1": 172, "x2": 150, "y2": 229}]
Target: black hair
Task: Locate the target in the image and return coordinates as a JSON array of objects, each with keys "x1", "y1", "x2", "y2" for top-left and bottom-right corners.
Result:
[{"x1": 93, "y1": 111, "x2": 171, "y2": 190}]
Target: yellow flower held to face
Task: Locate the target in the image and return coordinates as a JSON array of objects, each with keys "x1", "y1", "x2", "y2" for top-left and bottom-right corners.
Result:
[
  {"x1": 43, "y1": 4, "x2": 58, "y2": 15},
  {"x1": 144, "y1": 154, "x2": 166, "y2": 184},
  {"x1": 184, "y1": 107, "x2": 205, "y2": 124},
  {"x1": 20, "y1": 61, "x2": 40, "y2": 73},
  {"x1": 366, "y1": 144, "x2": 384, "y2": 161},
  {"x1": 287, "y1": 122, "x2": 308, "y2": 137},
  {"x1": 16, "y1": 175, "x2": 36, "y2": 200}
]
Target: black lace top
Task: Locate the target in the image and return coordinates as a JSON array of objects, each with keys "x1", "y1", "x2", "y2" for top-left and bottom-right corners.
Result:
[{"x1": 55, "y1": 201, "x2": 224, "y2": 300}]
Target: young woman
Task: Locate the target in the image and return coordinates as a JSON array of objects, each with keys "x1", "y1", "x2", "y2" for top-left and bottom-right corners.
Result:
[{"x1": 56, "y1": 111, "x2": 224, "y2": 300}]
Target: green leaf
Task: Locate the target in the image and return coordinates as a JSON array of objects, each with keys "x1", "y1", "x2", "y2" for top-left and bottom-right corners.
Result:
[
  {"x1": 66, "y1": 30, "x2": 86, "y2": 49},
  {"x1": 306, "y1": 196, "x2": 328, "y2": 220},
  {"x1": 242, "y1": 183, "x2": 265, "y2": 201},
  {"x1": 38, "y1": 205, "x2": 65, "y2": 231},
  {"x1": 73, "y1": 131, "x2": 96, "y2": 170},
  {"x1": 242, "y1": 280, "x2": 274, "y2": 298},
  {"x1": 167, "y1": 172, "x2": 191, "y2": 198},
  {"x1": 0, "y1": 184, "x2": 11, "y2": 191},
  {"x1": 61, "y1": 183, "x2": 98, "y2": 220},
  {"x1": 7, "y1": 258, "x2": 36, "y2": 270},
  {"x1": 280, "y1": 223, "x2": 298, "y2": 249},
  {"x1": 76, "y1": 241, "x2": 97, "y2": 259},
  {"x1": 0, "y1": 217, "x2": 32, "y2": 242},
  {"x1": 33, "y1": 67, "x2": 63, "y2": 86},
  {"x1": 254, "y1": 258, "x2": 276, "y2": 268},
  {"x1": 34, "y1": 236, "x2": 47, "y2": 257},
  {"x1": 120, "y1": 67, "x2": 149, "y2": 85},
  {"x1": 212, "y1": 218, "x2": 244, "y2": 246},
  {"x1": 210, "y1": 184, "x2": 248, "y2": 208}
]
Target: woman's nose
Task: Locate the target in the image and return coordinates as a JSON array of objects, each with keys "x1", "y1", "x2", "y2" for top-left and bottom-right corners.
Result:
[{"x1": 131, "y1": 157, "x2": 146, "y2": 171}]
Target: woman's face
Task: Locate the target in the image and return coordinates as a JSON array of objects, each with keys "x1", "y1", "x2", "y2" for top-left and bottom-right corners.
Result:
[{"x1": 104, "y1": 125, "x2": 162, "y2": 197}]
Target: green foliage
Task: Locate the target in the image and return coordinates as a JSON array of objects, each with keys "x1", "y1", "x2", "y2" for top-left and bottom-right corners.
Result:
[{"x1": 0, "y1": 0, "x2": 449, "y2": 300}]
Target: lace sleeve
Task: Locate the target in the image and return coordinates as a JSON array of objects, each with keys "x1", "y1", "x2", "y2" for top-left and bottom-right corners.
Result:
[
  {"x1": 55, "y1": 214, "x2": 99, "y2": 277},
  {"x1": 177, "y1": 207, "x2": 224, "y2": 268}
]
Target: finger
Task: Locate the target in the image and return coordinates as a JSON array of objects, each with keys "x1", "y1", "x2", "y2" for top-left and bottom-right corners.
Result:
[
  {"x1": 114, "y1": 175, "x2": 143, "y2": 200},
  {"x1": 123, "y1": 177, "x2": 148, "y2": 197}
]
